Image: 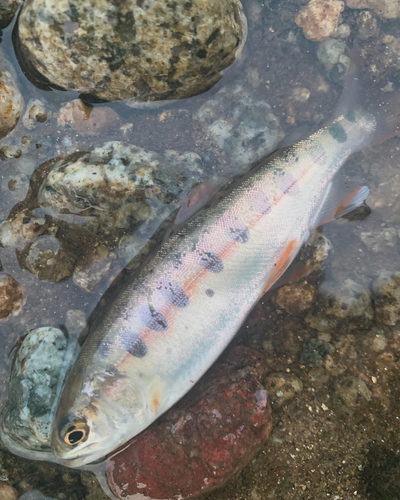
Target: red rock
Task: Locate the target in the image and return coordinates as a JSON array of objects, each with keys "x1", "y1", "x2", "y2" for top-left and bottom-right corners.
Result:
[{"x1": 106, "y1": 347, "x2": 272, "y2": 500}]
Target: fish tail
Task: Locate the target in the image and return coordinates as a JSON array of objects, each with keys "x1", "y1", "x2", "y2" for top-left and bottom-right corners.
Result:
[{"x1": 335, "y1": 41, "x2": 400, "y2": 146}]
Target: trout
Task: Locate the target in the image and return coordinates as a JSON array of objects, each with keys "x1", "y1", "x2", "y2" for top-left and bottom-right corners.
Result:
[{"x1": 51, "y1": 54, "x2": 398, "y2": 467}]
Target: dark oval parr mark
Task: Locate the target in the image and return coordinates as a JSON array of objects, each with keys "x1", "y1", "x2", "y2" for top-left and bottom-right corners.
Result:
[
  {"x1": 199, "y1": 251, "x2": 224, "y2": 273},
  {"x1": 157, "y1": 279, "x2": 189, "y2": 308},
  {"x1": 140, "y1": 305, "x2": 169, "y2": 331},
  {"x1": 229, "y1": 225, "x2": 250, "y2": 243},
  {"x1": 121, "y1": 333, "x2": 148, "y2": 358}
]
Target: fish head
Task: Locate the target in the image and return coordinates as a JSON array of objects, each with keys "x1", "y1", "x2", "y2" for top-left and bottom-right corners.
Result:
[{"x1": 51, "y1": 365, "x2": 151, "y2": 467}]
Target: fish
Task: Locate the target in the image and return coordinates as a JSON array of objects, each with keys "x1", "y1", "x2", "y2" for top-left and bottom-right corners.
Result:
[{"x1": 51, "y1": 48, "x2": 400, "y2": 467}]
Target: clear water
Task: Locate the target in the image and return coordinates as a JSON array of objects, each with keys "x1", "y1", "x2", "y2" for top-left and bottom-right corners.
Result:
[{"x1": 0, "y1": 1, "x2": 399, "y2": 499}]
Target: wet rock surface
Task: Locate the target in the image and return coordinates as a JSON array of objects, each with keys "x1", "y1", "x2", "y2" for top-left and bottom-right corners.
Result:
[
  {"x1": 0, "y1": 57, "x2": 24, "y2": 139},
  {"x1": 0, "y1": 273, "x2": 22, "y2": 319},
  {"x1": 18, "y1": 0, "x2": 246, "y2": 103},
  {"x1": 106, "y1": 347, "x2": 272, "y2": 500},
  {"x1": 0, "y1": 327, "x2": 70, "y2": 457},
  {"x1": 18, "y1": 235, "x2": 76, "y2": 283},
  {"x1": 0, "y1": 0, "x2": 21, "y2": 29},
  {"x1": 37, "y1": 142, "x2": 206, "y2": 233}
]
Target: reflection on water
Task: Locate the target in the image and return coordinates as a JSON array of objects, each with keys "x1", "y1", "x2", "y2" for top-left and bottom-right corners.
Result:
[{"x1": 0, "y1": 0, "x2": 399, "y2": 498}]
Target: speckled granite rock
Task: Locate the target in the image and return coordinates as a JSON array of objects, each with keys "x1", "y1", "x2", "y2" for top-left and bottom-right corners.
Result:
[
  {"x1": 37, "y1": 142, "x2": 206, "y2": 232},
  {"x1": 0, "y1": 0, "x2": 21, "y2": 28},
  {"x1": 0, "y1": 327, "x2": 72, "y2": 460},
  {"x1": 18, "y1": 235, "x2": 77, "y2": 282},
  {"x1": 18, "y1": 0, "x2": 246, "y2": 103},
  {"x1": 0, "y1": 56, "x2": 24, "y2": 138},
  {"x1": 195, "y1": 84, "x2": 283, "y2": 172},
  {"x1": 373, "y1": 271, "x2": 400, "y2": 326},
  {"x1": 295, "y1": 0, "x2": 345, "y2": 42},
  {"x1": 0, "y1": 210, "x2": 48, "y2": 249},
  {"x1": 345, "y1": 0, "x2": 400, "y2": 19},
  {"x1": 0, "y1": 273, "x2": 22, "y2": 319},
  {"x1": 105, "y1": 347, "x2": 272, "y2": 500}
]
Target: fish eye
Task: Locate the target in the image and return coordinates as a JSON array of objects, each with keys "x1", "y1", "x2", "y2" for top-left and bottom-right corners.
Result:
[{"x1": 63, "y1": 421, "x2": 89, "y2": 446}]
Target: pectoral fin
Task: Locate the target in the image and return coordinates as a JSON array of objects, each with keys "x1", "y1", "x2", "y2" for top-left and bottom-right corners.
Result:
[
  {"x1": 262, "y1": 239, "x2": 299, "y2": 295},
  {"x1": 312, "y1": 180, "x2": 369, "y2": 228}
]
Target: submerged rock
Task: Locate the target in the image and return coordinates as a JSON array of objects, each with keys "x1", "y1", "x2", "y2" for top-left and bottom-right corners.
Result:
[
  {"x1": 22, "y1": 99, "x2": 49, "y2": 130},
  {"x1": 317, "y1": 38, "x2": 350, "y2": 83},
  {"x1": 0, "y1": 56, "x2": 24, "y2": 139},
  {"x1": 0, "y1": 210, "x2": 48, "y2": 249},
  {"x1": 18, "y1": 235, "x2": 77, "y2": 282},
  {"x1": 373, "y1": 271, "x2": 400, "y2": 326},
  {"x1": 264, "y1": 373, "x2": 303, "y2": 407},
  {"x1": 345, "y1": 0, "x2": 400, "y2": 19},
  {"x1": 0, "y1": 273, "x2": 22, "y2": 319},
  {"x1": 0, "y1": 0, "x2": 21, "y2": 28},
  {"x1": 18, "y1": 0, "x2": 246, "y2": 103},
  {"x1": 332, "y1": 376, "x2": 372, "y2": 416},
  {"x1": 275, "y1": 282, "x2": 315, "y2": 314},
  {"x1": 37, "y1": 142, "x2": 206, "y2": 233},
  {"x1": 305, "y1": 278, "x2": 374, "y2": 332},
  {"x1": 0, "y1": 327, "x2": 72, "y2": 458},
  {"x1": 295, "y1": 0, "x2": 345, "y2": 42},
  {"x1": 300, "y1": 338, "x2": 335, "y2": 366},
  {"x1": 105, "y1": 347, "x2": 272, "y2": 500},
  {"x1": 195, "y1": 84, "x2": 283, "y2": 172}
]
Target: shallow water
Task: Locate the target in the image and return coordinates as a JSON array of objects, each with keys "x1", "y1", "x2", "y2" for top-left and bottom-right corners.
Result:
[{"x1": 0, "y1": 0, "x2": 399, "y2": 499}]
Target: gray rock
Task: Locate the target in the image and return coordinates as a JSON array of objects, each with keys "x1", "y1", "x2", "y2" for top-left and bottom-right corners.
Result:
[
  {"x1": 18, "y1": 0, "x2": 246, "y2": 103},
  {"x1": 37, "y1": 142, "x2": 207, "y2": 233},
  {"x1": 305, "y1": 278, "x2": 374, "y2": 332},
  {"x1": 195, "y1": 84, "x2": 284, "y2": 173},
  {"x1": 0, "y1": 327, "x2": 74, "y2": 459},
  {"x1": 317, "y1": 38, "x2": 350, "y2": 83},
  {"x1": 300, "y1": 338, "x2": 335, "y2": 366},
  {"x1": 373, "y1": 271, "x2": 400, "y2": 326}
]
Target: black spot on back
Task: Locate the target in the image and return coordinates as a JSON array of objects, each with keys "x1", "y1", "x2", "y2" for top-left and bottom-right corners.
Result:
[
  {"x1": 121, "y1": 334, "x2": 148, "y2": 358},
  {"x1": 206, "y1": 289, "x2": 215, "y2": 297},
  {"x1": 199, "y1": 251, "x2": 223, "y2": 273}
]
